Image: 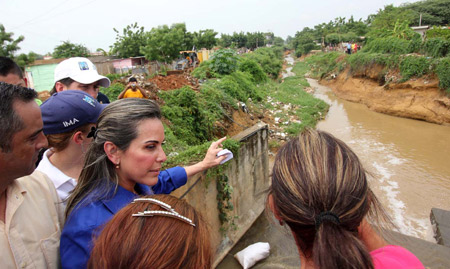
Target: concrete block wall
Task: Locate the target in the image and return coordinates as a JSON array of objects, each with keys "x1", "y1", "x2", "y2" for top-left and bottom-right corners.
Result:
[{"x1": 171, "y1": 123, "x2": 270, "y2": 267}]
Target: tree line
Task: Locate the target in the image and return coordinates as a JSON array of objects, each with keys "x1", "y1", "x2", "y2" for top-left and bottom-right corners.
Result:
[
  {"x1": 287, "y1": 0, "x2": 449, "y2": 57},
  {"x1": 1, "y1": 0, "x2": 448, "y2": 67},
  {"x1": 0, "y1": 21, "x2": 283, "y2": 68}
]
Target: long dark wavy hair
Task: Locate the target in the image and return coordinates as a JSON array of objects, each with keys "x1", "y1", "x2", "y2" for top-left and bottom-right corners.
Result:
[{"x1": 65, "y1": 98, "x2": 161, "y2": 218}]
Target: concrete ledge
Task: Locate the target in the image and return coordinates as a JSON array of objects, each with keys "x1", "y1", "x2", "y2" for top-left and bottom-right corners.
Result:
[
  {"x1": 233, "y1": 122, "x2": 268, "y2": 142},
  {"x1": 431, "y1": 208, "x2": 450, "y2": 247},
  {"x1": 171, "y1": 123, "x2": 270, "y2": 267},
  {"x1": 386, "y1": 230, "x2": 450, "y2": 268},
  {"x1": 218, "y1": 212, "x2": 450, "y2": 268}
]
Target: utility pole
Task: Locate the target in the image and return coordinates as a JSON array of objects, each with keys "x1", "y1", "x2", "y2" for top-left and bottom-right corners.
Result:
[{"x1": 419, "y1": 13, "x2": 422, "y2": 26}]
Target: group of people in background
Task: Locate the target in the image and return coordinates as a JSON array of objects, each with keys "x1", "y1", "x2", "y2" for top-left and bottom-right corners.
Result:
[
  {"x1": 0, "y1": 55, "x2": 424, "y2": 268},
  {"x1": 345, "y1": 42, "x2": 360, "y2": 54},
  {"x1": 322, "y1": 42, "x2": 360, "y2": 54}
]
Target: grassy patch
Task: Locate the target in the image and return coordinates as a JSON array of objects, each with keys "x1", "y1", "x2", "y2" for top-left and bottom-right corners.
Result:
[
  {"x1": 423, "y1": 38, "x2": 450, "y2": 58},
  {"x1": 347, "y1": 53, "x2": 399, "y2": 72},
  {"x1": 162, "y1": 138, "x2": 241, "y2": 169},
  {"x1": 436, "y1": 57, "x2": 450, "y2": 95},
  {"x1": 160, "y1": 87, "x2": 213, "y2": 145},
  {"x1": 268, "y1": 61, "x2": 329, "y2": 136},
  {"x1": 304, "y1": 52, "x2": 343, "y2": 79},
  {"x1": 362, "y1": 37, "x2": 414, "y2": 54},
  {"x1": 100, "y1": 82, "x2": 124, "y2": 102},
  {"x1": 399, "y1": 56, "x2": 432, "y2": 80}
]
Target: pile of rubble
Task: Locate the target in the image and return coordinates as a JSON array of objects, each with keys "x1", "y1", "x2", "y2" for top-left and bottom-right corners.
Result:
[
  {"x1": 148, "y1": 73, "x2": 199, "y2": 91},
  {"x1": 122, "y1": 72, "x2": 200, "y2": 103},
  {"x1": 262, "y1": 96, "x2": 303, "y2": 142}
]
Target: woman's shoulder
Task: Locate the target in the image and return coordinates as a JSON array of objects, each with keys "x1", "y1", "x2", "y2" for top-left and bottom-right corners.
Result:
[
  {"x1": 64, "y1": 184, "x2": 119, "y2": 231},
  {"x1": 64, "y1": 200, "x2": 107, "y2": 229},
  {"x1": 371, "y1": 245, "x2": 424, "y2": 269}
]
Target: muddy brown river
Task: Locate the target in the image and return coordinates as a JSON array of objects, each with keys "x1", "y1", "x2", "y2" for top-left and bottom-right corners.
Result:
[
  {"x1": 310, "y1": 78, "x2": 450, "y2": 239},
  {"x1": 218, "y1": 77, "x2": 450, "y2": 268}
]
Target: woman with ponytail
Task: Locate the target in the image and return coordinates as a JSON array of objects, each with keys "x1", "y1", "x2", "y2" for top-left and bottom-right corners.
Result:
[{"x1": 268, "y1": 129, "x2": 424, "y2": 269}]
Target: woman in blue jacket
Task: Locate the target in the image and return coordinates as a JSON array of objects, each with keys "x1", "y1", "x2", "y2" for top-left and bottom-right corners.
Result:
[{"x1": 60, "y1": 98, "x2": 227, "y2": 269}]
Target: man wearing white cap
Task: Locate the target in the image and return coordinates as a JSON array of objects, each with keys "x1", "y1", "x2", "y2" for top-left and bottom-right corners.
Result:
[{"x1": 50, "y1": 57, "x2": 110, "y2": 98}]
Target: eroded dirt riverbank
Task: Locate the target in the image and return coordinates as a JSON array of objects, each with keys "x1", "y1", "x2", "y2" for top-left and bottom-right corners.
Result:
[{"x1": 320, "y1": 69, "x2": 450, "y2": 125}]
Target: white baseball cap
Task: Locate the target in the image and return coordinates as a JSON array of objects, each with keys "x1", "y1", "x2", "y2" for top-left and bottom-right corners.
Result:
[{"x1": 54, "y1": 57, "x2": 110, "y2": 88}]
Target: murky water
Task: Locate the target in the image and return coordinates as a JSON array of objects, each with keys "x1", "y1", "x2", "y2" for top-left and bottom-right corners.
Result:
[
  {"x1": 310, "y1": 78, "x2": 450, "y2": 239},
  {"x1": 282, "y1": 55, "x2": 295, "y2": 78}
]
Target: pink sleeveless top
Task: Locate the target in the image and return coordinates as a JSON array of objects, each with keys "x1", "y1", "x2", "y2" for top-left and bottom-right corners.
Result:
[{"x1": 371, "y1": 245, "x2": 424, "y2": 269}]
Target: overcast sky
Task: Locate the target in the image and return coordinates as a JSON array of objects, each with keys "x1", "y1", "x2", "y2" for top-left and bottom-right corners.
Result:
[{"x1": 1, "y1": 0, "x2": 410, "y2": 55}]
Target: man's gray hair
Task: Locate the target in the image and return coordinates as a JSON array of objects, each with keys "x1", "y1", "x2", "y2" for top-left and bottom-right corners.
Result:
[{"x1": 0, "y1": 82, "x2": 37, "y2": 152}]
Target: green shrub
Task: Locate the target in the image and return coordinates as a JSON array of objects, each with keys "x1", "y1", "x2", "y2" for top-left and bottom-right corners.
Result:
[
  {"x1": 163, "y1": 138, "x2": 240, "y2": 169},
  {"x1": 215, "y1": 76, "x2": 243, "y2": 101},
  {"x1": 296, "y1": 43, "x2": 318, "y2": 57},
  {"x1": 215, "y1": 71, "x2": 263, "y2": 102},
  {"x1": 347, "y1": 53, "x2": 399, "y2": 72},
  {"x1": 100, "y1": 82, "x2": 124, "y2": 102},
  {"x1": 304, "y1": 52, "x2": 342, "y2": 78},
  {"x1": 200, "y1": 81, "x2": 238, "y2": 110},
  {"x1": 325, "y1": 33, "x2": 341, "y2": 45},
  {"x1": 230, "y1": 71, "x2": 264, "y2": 101},
  {"x1": 159, "y1": 87, "x2": 212, "y2": 145},
  {"x1": 161, "y1": 124, "x2": 188, "y2": 155},
  {"x1": 363, "y1": 37, "x2": 412, "y2": 54},
  {"x1": 105, "y1": 73, "x2": 125, "y2": 82},
  {"x1": 210, "y1": 49, "x2": 239, "y2": 75},
  {"x1": 436, "y1": 57, "x2": 450, "y2": 94},
  {"x1": 192, "y1": 60, "x2": 215, "y2": 79},
  {"x1": 408, "y1": 34, "x2": 423, "y2": 53},
  {"x1": 341, "y1": 32, "x2": 360, "y2": 43},
  {"x1": 244, "y1": 47, "x2": 283, "y2": 79},
  {"x1": 399, "y1": 56, "x2": 432, "y2": 80},
  {"x1": 426, "y1": 28, "x2": 450, "y2": 40},
  {"x1": 423, "y1": 38, "x2": 450, "y2": 58},
  {"x1": 270, "y1": 46, "x2": 284, "y2": 59},
  {"x1": 238, "y1": 58, "x2": 268, "y2": 83}
]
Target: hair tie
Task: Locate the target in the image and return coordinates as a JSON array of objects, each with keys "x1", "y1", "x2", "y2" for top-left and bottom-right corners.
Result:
[
  {"x1": 315, "y1": 211, "x2": 340, "y2": 230},
  {"x1": 87, "y1": 126, "x2": 98, "y2": 139}
]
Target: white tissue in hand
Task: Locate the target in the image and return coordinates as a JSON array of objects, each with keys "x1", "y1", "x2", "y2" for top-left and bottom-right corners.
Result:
[
  {"x1": 234, "y1": 242, "x2": 270, "y2": 269},
  {"x1": 216, "y1": 149, "x2": 233, "y2": 164}
]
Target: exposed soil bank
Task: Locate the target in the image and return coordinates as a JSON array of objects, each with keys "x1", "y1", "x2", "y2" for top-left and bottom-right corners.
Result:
[{"x1": 320, "y1": 69, "x2": 450, "y2": 125}]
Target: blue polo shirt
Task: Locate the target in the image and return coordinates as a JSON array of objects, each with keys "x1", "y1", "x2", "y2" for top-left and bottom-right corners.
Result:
[{"x1": 60, "y1": 167, "x2": 187, "y2": 269}]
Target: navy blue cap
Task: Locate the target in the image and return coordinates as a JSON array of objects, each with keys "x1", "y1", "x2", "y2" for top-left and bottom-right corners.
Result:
[{"x1": 41, "y1": 90, "x2": 107, "y2": 135}]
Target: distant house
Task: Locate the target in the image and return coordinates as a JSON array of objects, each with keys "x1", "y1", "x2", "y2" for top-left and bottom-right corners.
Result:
[
  {"x1": 110, "y1": 56, "x2": 148, "y2": 74},
  {"x1": 411, "y1": 26, "x2": 430, "y2": 39},
  {"x1": 25, "y1": 56, "x2": 117, "y2": 92},
  {"x1": 25, "y1": 58, "x2": 65, "y2": 92},
  {"x1": 89, "y1": 56, "x2": 117, "y2": 75}
]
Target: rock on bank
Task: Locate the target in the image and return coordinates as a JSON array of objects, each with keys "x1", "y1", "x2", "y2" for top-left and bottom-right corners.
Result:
[{"x1": 320, "y1": 69, "x2": 450, "y2": 125}]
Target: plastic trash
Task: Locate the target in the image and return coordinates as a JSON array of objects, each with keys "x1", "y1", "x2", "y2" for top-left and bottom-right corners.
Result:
[
  {"x1": 234, "y1": 242, "x2": 270, "y2": 269},
  {"x1": 217, "y1": 149, "x2": 233, "y2": 164}
]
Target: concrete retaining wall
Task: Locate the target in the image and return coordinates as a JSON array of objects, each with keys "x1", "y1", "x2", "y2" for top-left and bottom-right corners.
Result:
[{"x1": 171, "y1": 123, "x2": 270, "y2": 267}]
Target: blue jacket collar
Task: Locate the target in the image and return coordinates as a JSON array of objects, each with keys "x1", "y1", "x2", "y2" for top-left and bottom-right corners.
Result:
[{"x1": 102, "y1": 183, "x2": 153, "y2": 214}]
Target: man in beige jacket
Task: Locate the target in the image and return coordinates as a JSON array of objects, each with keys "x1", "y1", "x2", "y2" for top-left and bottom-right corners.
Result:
[{"x1": 0, "y1": 82, "x2": 64, "y2": 268}]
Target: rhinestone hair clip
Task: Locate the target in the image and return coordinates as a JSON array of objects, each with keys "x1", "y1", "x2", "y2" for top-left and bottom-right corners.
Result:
[
  {"x1": 131, "y1": 198, "x2": 195, "y2": 227},
  {"x1": 132, "y1": 210, "x2": 195, "y2": 227},
  {"x1": 132, "y1": 197, "x2": 176, "y2": 213}
]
